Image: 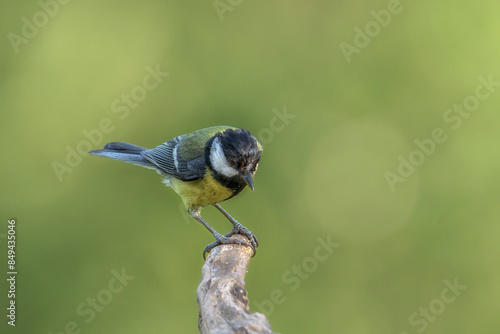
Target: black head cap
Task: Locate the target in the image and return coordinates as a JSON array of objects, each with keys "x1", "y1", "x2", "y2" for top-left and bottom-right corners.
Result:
[{"x1": 218, "y1": 128, "x2": 262, "y2": 176}]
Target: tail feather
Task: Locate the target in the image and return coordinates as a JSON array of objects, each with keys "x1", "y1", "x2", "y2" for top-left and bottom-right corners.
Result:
[
  {"x1": 89, "y1": 142, "x2": 155, "y2": 169},
  {"x1": 104, "y1": 141, "x2": 146, "y2": 153}
]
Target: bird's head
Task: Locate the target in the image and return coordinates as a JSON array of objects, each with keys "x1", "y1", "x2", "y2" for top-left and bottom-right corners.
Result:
[{"x1": 208, "y1": 128, "x2": 262, "y2": 190}]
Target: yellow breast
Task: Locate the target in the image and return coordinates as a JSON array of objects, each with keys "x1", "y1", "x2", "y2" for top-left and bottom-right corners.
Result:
[{"x1": 169, "y1": 169, "x2": 234, "y2": 210}]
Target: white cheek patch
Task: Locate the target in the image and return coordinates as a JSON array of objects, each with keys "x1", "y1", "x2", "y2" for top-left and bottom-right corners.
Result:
[
  {"x1": 173, "y1": 145, "x2": 180, "y2": 171},
  {"x1": 210, "y1": 138, "x2": 239, "y2": 178}
]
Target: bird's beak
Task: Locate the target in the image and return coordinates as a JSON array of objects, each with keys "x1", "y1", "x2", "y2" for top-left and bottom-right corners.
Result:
[{"x1": 242, "y1": 174, "x2": 254, "y2": 191}]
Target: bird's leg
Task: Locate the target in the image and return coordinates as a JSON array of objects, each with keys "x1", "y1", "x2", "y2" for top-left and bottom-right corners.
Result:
[
  {"x1": 188, "y1": 208, "x2": 252, "y2": 260},
  {"x1": 212, "y1": 203, "x2": 258, "y2": 256}
]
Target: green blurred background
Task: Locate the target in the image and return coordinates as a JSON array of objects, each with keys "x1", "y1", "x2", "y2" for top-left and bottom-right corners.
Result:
[{"x1": 1, "y1": 0, "x2": 500, "y2": 333}]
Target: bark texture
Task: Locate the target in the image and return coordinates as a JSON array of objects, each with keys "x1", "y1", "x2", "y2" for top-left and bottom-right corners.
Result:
[{"x1": 197, "y1": 235, "x2": 275, "y2": 334}]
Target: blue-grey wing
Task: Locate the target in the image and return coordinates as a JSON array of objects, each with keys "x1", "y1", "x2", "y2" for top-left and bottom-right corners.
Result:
[{"x1": 140, "y1": 135, "x2": 207, "y2": 181}]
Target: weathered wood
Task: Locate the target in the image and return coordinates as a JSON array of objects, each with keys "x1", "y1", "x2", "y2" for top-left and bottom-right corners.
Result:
[{"x1": 197, "y1": 234, "x2": 275, "y2": 334}]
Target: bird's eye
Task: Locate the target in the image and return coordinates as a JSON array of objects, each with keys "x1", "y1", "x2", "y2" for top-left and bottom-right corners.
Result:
[{"x1": 251, "y1": 163, "x2": 259, "y2": 174}]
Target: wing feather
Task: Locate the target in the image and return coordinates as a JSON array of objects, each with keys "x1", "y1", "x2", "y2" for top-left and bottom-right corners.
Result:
[
  {"x1": 140, "y1": 135, "x2": 205, "y2": 181},
  {"x1": 140, "y1": 126, "x2": 236, "y2": 181}
]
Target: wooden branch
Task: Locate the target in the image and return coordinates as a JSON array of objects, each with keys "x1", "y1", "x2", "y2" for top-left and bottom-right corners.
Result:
[{"x1": 197, "y1": 234, "x2": 275, "y2": 334}]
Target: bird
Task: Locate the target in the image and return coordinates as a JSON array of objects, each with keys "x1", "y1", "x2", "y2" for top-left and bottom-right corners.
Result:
[{"x1": 88, "y1": 126, "x2": 262, "y2": 259}]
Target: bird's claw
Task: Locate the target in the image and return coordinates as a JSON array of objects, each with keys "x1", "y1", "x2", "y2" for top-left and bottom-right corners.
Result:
[
  {"x1": 203, "y1": 229, "x2": 258, "y2": 260},
  {"x1": 227, "y1": 223, "x2": 259, "y2": 251}
]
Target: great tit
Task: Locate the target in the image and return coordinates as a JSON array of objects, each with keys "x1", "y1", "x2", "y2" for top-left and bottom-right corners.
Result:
[{"x1": 89, "y1": 126, "x2": 262, "y2": 259}]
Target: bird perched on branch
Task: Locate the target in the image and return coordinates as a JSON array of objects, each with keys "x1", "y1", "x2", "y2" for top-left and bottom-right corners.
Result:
[{"x1": 89, "y1": 126, "x2": 262, "y2": 259}]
